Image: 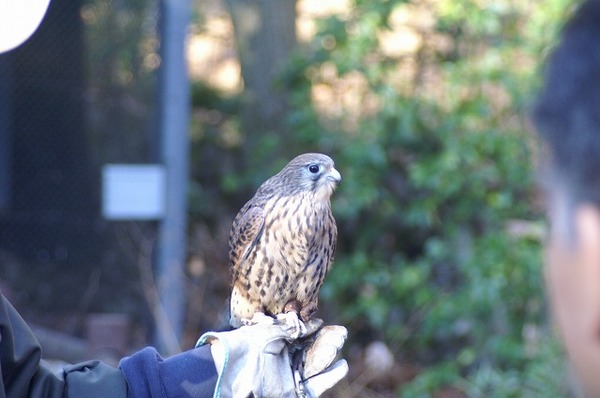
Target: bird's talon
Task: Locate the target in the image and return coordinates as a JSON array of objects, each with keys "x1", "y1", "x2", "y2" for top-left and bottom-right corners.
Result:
[{"x1": 284, "y1": 300, "x2": 302, "y2": 314}]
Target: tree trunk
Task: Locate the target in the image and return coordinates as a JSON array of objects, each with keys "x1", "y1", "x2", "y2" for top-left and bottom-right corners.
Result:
[{"x1": 225, "y1": 0, "x2": 297, "y2": 164}]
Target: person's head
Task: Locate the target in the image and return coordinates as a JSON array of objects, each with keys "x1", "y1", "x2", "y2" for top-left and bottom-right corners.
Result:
[{"x1": 532, "y1": 0, "x2": 600, "y2": 394}]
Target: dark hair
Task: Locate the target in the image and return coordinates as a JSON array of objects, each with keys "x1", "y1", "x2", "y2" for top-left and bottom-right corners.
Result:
[{"x1": 532, "y1": 0, "x2": 600, "y2": 205}]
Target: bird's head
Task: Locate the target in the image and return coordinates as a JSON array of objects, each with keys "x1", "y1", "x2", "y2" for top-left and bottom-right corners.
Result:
[{"x1": 277, "y1": 153, "x2": 341, "y2": 200}]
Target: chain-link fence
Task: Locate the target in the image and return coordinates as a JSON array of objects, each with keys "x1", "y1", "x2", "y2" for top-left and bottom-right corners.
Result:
[{"x1": 0, "y1": 0, "x2": 171, "y2": 360}]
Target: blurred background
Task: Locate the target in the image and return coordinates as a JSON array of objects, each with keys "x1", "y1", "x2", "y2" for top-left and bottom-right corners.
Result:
[{"x1": 0, "y1": 0, "x2": 577, "y2": 396}]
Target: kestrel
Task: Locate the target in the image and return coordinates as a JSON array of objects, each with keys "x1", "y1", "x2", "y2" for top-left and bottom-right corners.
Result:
[{"x1": 229, "y1": 153, "x2": 341, "y2": 328}]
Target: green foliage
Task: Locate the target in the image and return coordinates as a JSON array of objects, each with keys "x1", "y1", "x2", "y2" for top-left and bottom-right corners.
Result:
[
  {"x1": 284, "y1": 0, "x2": 573, "y2": 395},
  {"x1": 403, "y1": 338, "x2": 567, "y2": 397},
  {"x1": 190, "y1": 0, "x2": 576, "y2": 395}
]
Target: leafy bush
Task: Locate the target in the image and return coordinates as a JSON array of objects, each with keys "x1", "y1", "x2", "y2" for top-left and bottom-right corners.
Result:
[
  {"x1": 190, "y1": 0, "x2": 575, "y2": 395},
  {"x1": 281, "y1": 0, "x2": 572, "y2": 395}
]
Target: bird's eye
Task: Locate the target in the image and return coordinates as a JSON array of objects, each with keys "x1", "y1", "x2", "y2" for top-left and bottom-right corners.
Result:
[{"x1": 308, "y1": 164, "x2": 320, "y2": 174}]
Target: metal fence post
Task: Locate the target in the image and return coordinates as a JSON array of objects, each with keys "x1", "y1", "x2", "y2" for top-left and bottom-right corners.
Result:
[{"x1": 155, "y1": 0, "x2": 190, "y2": 355}]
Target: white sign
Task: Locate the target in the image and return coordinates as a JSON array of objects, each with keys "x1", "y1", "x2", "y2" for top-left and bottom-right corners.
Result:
[{"x1": 102, "y1": 164, "x2": 166, "y2": 220}]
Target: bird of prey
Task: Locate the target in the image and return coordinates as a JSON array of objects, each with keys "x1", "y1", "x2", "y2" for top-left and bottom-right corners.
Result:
[{"x1": 229, "y1": 153, "x2": 341, "y2": 328}]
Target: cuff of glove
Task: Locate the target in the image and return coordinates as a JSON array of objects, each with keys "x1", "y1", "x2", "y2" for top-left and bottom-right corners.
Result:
[
  {"x1": 196, "y1": 332, "x2": 228, "y2": 398},
  {"x1": 196, "y1": 328, "x2": 297, "y2": 398}
]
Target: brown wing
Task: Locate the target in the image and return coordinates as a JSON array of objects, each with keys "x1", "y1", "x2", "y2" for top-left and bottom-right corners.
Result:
[
  {"x1": 229, "y1": 204, "x2": 265, "y2": 286},
  {"x1": 325, "y1": 209, "x2": 337, "y2": 273}
]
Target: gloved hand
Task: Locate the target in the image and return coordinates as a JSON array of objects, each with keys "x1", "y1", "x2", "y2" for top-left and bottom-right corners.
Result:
[
  {"x1": 196, "y1": 313, "x2": 348, "y2": 398},
  {"x1": 290, "y1": 324, "x2": 348, "y2": 397}
]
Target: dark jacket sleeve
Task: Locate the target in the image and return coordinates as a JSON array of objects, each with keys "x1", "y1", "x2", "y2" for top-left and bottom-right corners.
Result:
[
  {"x1": 0, "y1": 291, "x2": 218, "y2": 398},
  {"x1": 119, "y1": 346, "x2": 218, "y2": 398},
  {"x1": 0, "y1": 292, "x2": 128, "y2": 398}
]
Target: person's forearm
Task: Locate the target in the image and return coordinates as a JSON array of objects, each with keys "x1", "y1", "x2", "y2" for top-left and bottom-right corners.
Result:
[{"x1": 119, "y1": 346, "x2": 218, "y2": 398}]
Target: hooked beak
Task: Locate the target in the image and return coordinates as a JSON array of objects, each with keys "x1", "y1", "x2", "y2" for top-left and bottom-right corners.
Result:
[{"x1": 327, "y1": 167, "x2": 342, "y2": 185}]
